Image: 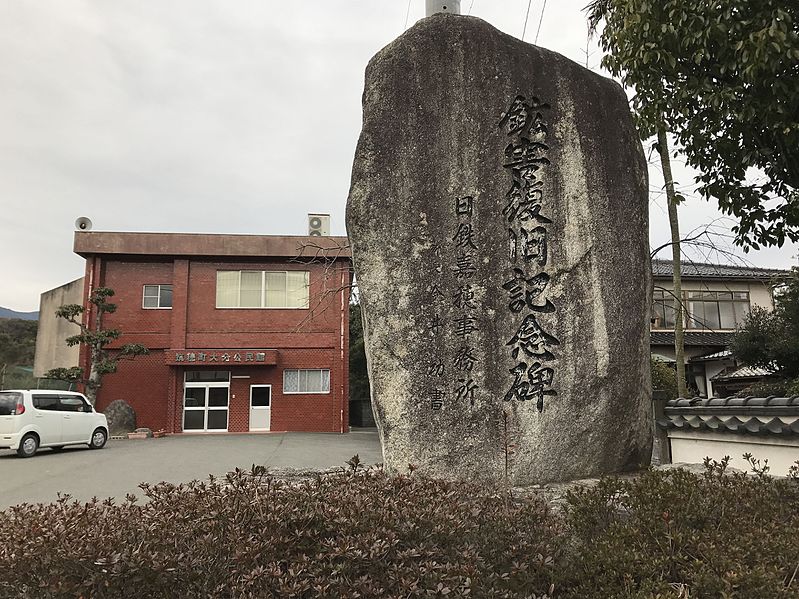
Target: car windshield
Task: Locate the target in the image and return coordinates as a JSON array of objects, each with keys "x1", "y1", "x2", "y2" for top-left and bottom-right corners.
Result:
[{"x1": 0, "y1": 392, "x2": 22, "y2": 416}]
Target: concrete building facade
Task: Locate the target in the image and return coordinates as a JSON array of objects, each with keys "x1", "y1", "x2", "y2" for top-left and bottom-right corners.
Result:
[{"x1": 33, "y1": 277, "x2": 84, "y2": 377}]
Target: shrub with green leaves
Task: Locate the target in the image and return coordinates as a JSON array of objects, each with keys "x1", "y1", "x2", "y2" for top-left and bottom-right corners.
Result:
[
  {"x1": 651, "y1": 357, "x2": 679, "y2": 400},
  {"x1": 737, "y1": 377, "x2": 799, "y2": 398}
]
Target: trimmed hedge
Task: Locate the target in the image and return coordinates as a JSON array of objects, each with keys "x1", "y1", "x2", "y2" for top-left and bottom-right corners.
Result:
[{"x1": 1, "y1": 458, "x2": 798, "y2": 598}]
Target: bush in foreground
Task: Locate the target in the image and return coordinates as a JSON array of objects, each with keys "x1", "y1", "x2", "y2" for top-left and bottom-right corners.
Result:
[
  {"x1": 1, "y1": 459, "x2": 798, "y2": 598},
  {"x1": 562, "y1": 458, "x2": 799, "y2": 598},
  {"x1": 0, "y1": 465, "x2": 561, "y2": 598}
]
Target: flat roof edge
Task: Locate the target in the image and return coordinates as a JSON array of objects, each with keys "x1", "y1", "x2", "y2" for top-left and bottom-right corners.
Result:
[{"x1": 74, "y1": 231, "x2": 352, "y2": 259}]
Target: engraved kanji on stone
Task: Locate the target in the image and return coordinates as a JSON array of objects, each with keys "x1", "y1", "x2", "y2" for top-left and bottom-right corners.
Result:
[
  {"x1": 175, "y1": 353, "x2": 185, "y2": 362},
  {"x1": 430, "y1": 388, "x2": 445, "y2": 411},
  {"x1": 512, "y1": 163, "x2": 547, "y2": 188},
  {"x1": 502, "y1": 269, "x2": 554, "y2": 313},
  {"x1": 428, "y1": 315, "x2": 444, "y2": 335},
  {"x1": 504, "y1": 361, "x2": 556, "y2": 412},
  {"x1": 208, "y1": 353, "x2": 218, "y2": 362},
  {"x1": 427, "y1": 282, "x2": 446, "y2": 300},
  {"x1": 245, "y1": 352, "x2": 254, "y2": 362},
  {"x1": 499, "y1": 96, "x2": 530, "y2": 135},
  {"x1": 197, "y1": 353, "x2": 207, "y2": 362},
  {"x1": 521, "y1": 225, "x2": 547, "y2": 265},
  {"x1": 453, "y1": 284, "x2": 477, "y2": 310},
  {"x1": 503, "y1": 181, "x2": 552, "y2": 224},
  {"x1": 499, "y1": 95, "x2": 549, "y2": 135},
  {"x1": 427, "y1": 360, "x2": 444, "y2": 376},
  {"x1": 221, "y1": 353, "x2": 231, "y2": 362},
  {"x1": 187, "y1": 353, "x2": 196, "y2": 362},
  {"x1": 233, "y1": 353, "x2": 242, "y2": 362},
  {"x1": 455, "y1": 195, "x2": 474, "y2": 218},
  {"x1": 255, "y1": 352, "x2": 266, "y2": 362},
  {"x1": 455, "y1": 378, "x2": 478, "y2": 406},
  {"x1": 504, "y1": 139, "x2": 550, "y2": 170},
  {"x1": 452, "y1": 223, "x2": 477, "y2": 249},
  {"x1": 507, "y1": 313, "x2": 559, "y2": 361},
  {"x1": 453, "y1": 346, "x2": 478, "y2": 371},
  {"x1": 453, "y1": 251, "x2": 477, "y2": 279},
  {"x1": 454, "y1": 315, "x2": 477, "y2": 338}
]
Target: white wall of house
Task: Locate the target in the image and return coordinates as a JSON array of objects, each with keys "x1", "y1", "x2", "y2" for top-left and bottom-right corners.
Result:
[{"x1": 668, "y1": 430, "x2": 799, "y2": 476}]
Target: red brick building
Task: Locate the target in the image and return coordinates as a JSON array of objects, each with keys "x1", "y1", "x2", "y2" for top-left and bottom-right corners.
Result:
[{"x1": 74, "y1": 231, "x2": 352, "y2": 434}]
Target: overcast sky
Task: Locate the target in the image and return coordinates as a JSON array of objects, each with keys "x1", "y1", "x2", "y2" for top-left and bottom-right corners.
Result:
[{"x1": 1, "y1": 1, "x2": 796, "y2": 312}]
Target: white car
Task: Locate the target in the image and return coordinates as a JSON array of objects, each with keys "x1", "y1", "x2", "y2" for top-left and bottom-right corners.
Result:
[{"x1": 0, "y1": 390, "x2": 109, "y2": 457}]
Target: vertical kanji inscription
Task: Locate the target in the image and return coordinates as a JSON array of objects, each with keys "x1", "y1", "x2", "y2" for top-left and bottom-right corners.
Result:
[{"x1": 499, "y1": 95, "x2": 559, "y2": 411}]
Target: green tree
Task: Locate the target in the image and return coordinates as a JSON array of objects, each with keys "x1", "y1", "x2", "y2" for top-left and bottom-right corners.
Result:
[
  {"x1": 349, "y1": 303, "x2": 369, "y2": 404},
  {"x1": 650, "y1": 357, "x2": 679, "y2": 401},
  {"x1": 731, "y1": 268, "x2": 799, "y2": 378},
  {"x1": 0, "y1": 319, "x2": 37, "y2": 367},
  {"x1": 44, "y1": 287, "x2": 148, "y2": 405},
  {"x1": 588, "y1": 0, "x2": 798, "y2": 249},
  {"x1": 587, "y1": 0, "x2": 798, "y2": 396},
  {"x1": 587, "y1": 0, "x2": 691, "y2": 396}
]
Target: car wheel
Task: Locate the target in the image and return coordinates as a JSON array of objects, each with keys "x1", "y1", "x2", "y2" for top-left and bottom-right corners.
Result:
[
  {"x1": 17, "y1": 433, "x2": 39, "y2": 458},
  {"x1": 51, "y1": 446, "x2": 65, "y2": 452},
  {"x1": 89, "y1": 428, "x2": 107, "y2": 449}
]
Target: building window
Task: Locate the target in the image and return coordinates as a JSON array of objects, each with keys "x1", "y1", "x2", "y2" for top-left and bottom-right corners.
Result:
[
  {"x1": 283, "y1": 369, "x2": 330, "y2": 394},
  {"x1": 143, "y1": 284, "x2": 173, "y2": 309},
  {"x1": 651, "y1": 289, "x2": 676, "y2": 328},
  {"x1": 687, "y1": 291, "x2": 749, "y2": 330},
  {"x1": 216, "y1": 271, "x2": 309, "y2": 309}
]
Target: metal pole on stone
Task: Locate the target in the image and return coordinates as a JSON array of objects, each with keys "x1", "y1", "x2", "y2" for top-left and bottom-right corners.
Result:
[{"x1": 426, "y1": 0, "x2": 460, "y2": 16}]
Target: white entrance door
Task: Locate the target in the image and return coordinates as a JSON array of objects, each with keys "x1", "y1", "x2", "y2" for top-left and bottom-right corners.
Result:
[{"x1": 249, "y1": 385, "x2": 271, "y2": 431}]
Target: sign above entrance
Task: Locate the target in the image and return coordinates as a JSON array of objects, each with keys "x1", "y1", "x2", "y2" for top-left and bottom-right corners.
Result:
[{"x1": 165, "y1": 349, "x2": 277, "y2": 366}]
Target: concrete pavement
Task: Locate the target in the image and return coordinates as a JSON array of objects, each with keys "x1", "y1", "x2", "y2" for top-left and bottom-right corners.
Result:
[{"x1": 0, "y1": 429, "x2": 381, "y2": 509}]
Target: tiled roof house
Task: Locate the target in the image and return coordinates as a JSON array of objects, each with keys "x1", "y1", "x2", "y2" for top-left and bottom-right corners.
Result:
[{"x1": 650, "y1": 258, "x2": 789, "y2": 397}]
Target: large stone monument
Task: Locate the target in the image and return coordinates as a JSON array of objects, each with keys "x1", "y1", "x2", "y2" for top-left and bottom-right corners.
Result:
[{"x1": 346, "y1": 14, "x2": 652, "y2": 484}]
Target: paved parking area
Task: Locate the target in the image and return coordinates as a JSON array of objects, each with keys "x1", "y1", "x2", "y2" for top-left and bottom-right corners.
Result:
[{"x1": 0, "y1": 429, "x2": 381, "y2": 509}]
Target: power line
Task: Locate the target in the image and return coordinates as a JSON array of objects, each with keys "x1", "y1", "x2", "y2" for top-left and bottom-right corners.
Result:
[
  {"x1": 521, "y1": 0, "x2": 533, "y2": 40},
  {"x1": 534, "y1": 0, "x2": 547, "y2": 45},
  {"x1": 404, "y1": 0, "x2": 412, "y2": 29},
  {"x1": 468, "y1": 0, "x2": 475, "y2": 15}
]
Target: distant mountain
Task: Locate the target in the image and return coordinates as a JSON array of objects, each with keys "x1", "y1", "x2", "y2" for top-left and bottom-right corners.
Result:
[{"x1": 0, "y1": 307, "x2": 38, "y2": 321}]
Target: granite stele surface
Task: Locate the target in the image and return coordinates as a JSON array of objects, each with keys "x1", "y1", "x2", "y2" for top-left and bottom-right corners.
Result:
[{"x1": 346, "y1": 13, "x2": 652, "y2": 485}]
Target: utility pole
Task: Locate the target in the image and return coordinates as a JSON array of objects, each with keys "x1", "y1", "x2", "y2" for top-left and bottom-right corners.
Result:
[{"x1": 426, "y1": 0, "x2": 461, "y2": 16}]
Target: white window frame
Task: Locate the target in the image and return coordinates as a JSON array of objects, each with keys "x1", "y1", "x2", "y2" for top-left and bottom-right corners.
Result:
[
  {"x1": 142, "y1": 284, "x2": 173, "y2": 309},
  {"x1": 215, "y1": 270, "x2": 309, "y2": 310},
  {"x1": 283, "y1": 369, "x2": 331, "y2": 394}
]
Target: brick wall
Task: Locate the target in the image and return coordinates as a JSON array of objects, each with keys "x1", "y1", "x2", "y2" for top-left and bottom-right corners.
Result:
[
  {"x1": 97, "y1": 350, "x2": 171, "y2": 432},
  {"x1": 87, "y1": 254, "x2": 351, "y2": 434},
  {"x1": 101, "y1": 260, "x2": 173, "y2": 350}
]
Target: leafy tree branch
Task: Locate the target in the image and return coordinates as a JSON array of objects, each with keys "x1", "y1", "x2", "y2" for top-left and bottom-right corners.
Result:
[{"x1": 43, "y1": 287, "x2": 148, "y2": 405}]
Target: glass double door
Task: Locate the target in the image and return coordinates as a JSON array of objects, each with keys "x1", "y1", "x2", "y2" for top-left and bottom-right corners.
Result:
[{"x1": 183, "y1": 384, "x2": 229, "y2": 431}]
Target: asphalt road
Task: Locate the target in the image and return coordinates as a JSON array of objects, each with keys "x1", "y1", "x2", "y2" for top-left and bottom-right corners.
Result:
[{"x1": 0, "y1": 429, "x2": 381, "y2": 509}]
